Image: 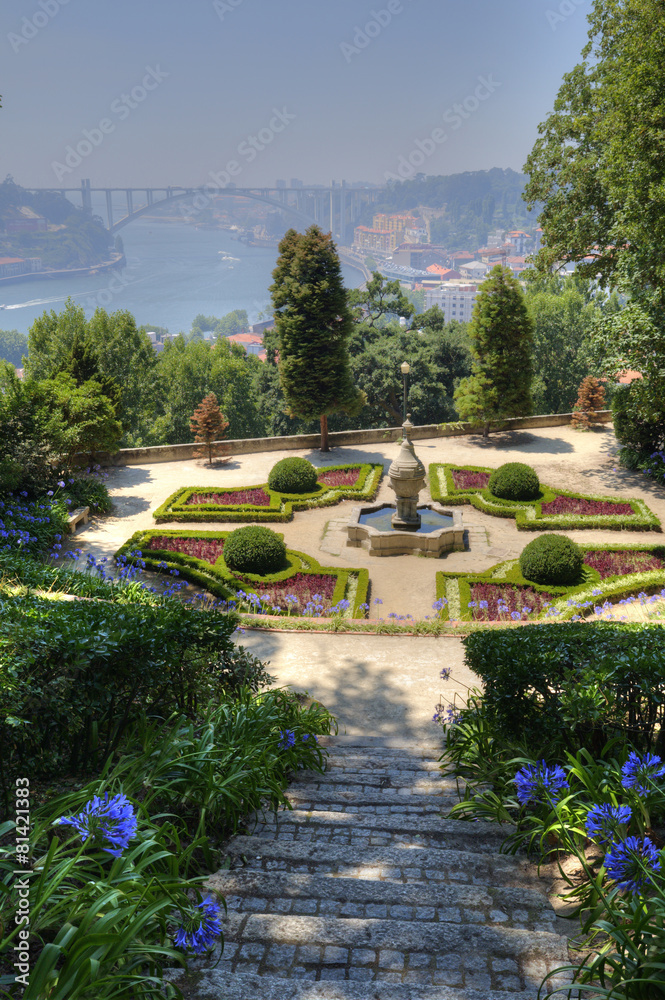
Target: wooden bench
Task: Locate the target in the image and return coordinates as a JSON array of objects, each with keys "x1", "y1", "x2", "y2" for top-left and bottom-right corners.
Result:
[{"x1": 66, "y1": 506, "x2": 90, "y2": 534}]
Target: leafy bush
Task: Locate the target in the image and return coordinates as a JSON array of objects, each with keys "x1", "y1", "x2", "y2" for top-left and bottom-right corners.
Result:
[
  {"x1": 613, "y1": 382, "x2": 665, "y2": 462},
  {"x1": 519, "y1": 533, "x2": 583, "y2": 585},
  {"x1": 0, "y1": 594, "x2": 241, "y2": 789},
  {"x1": 222, "y1": 525, "x2": 287, "y2": 575},
  {"x1": 488, "y1": 461, "x2": 540, "y2": 500},
  {"x1": 463, "y1": 623, "x2": 665, "y2": 755},
  {"x1": 267, "y1": 457, "x2": 318, "y2": 494},
  {"x1": 60, "y1": 473, "x2": 112, "y2": 514}
]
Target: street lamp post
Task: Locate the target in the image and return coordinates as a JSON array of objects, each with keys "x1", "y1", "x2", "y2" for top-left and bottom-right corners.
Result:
[{"x1": 400, "y1": 361, "x2": 410, "y2": 422}]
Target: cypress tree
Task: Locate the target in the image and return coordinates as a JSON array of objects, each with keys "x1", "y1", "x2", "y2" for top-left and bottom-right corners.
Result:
[
  {"x1": 270, "y1": 225, "x2": 364, "y2": 451},
  {"x1": 454, "y1": 265, "x2": 534, "y2": 437}
]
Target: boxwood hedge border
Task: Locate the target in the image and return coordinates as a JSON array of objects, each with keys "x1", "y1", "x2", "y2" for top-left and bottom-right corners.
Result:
[
  {"x1": 115, "y1": 528, "x2": 370, "y2": 617},
  {"x1": 436, "y1": 542, "x2": 665, "y2": 622},
  {"x1": 429, "y1": 462, "x2": 660, "y2": 531},
  {"x1": 152, "y1": 462, "x2": 383, "y2": 523}
]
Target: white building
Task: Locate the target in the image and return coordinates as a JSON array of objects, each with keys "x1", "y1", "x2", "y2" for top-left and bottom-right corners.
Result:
[
  {"x1": 424, "y1": 283, "x2": 479, "y2": 323},
  {"x1": 459, "y1": 260, "x2": 490, "y2": 280}
]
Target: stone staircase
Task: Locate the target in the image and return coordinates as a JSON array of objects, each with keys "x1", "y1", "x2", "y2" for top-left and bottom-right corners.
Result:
[{"x1": 167, "y1": 736, "x2": 573, "y2": 999}]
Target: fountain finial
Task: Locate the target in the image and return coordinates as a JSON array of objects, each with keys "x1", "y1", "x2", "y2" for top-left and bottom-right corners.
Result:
[{"x1": 388, "y1": 416, "x2": 426, "y2": 529}]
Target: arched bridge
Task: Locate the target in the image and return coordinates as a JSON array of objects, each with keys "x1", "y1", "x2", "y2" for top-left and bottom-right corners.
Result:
[{"x1": 26, "y1": 179, "x2": 385, "y2": 244}]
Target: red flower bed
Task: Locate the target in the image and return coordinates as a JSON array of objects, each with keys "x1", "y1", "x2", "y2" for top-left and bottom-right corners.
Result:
[
  {"x1": 583, "y1": 549, "x2": 664, "y2": 579},
  {"x1": 451, "y1": 469, "x2": 491, "y2": 490},
  {"x1": 540, "y1": 495, "x2": 634, "y2": 517},
  {"x1": 245, "y1": 572, "x2": 339, "y2": 611},
  {"x1": 317, "y1": 467, "x2": 361, "y2": 488},
  {"x1": 186, "y1": 488, "x2": 272, "y2": 507},
  {"x1": 148, "y1": 535, "x2": 224, "y2": 565},
  {"x1": 469, "y1": 582, "x2": 554, "y2": 621}
]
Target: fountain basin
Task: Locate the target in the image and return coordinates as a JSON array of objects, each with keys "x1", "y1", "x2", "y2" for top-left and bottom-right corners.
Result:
[{"x1": 347, "y1": 502, "x2": 465, "y2": 557}]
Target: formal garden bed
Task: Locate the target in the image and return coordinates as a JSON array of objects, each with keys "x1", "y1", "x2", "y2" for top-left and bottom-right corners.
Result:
[
  {"x1": 436, "y1": 542, "x2": 665, "y2": 622},
  {"x1": 429, "y1": 462, "x2": 660, "y2": 530},
  {"x1": 152, "y1": 462, "x2": 383, "y2": 523},
  {"x1": 116, "y1": 528, "x2": 369, "y2": 617}
]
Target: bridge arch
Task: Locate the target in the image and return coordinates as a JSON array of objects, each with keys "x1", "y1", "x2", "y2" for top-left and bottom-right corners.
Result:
[{"x1": 109, "y1": 187, "x2": 318, "y2": 233}]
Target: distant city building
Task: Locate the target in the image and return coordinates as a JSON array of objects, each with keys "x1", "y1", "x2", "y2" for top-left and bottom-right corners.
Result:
[
  {"x1": 425, "y1": 265, "x2": 462, "y2": 281},
  {"x1": 276, "y1": 180, "x2": 287, "y2": 189},
  {"x1": 0, "y1": 256, "x2": 42, "y2": 278},
  {"x1": 459, "y1": 260, "x2": 490, "y2": 280},
  {"x1": 4, "y1": 207, "x2": 47, "y2": 234},
  {"x1": 249, "y1": 319, "x2": 275, "y2": 335},
  {"x1": 505, "y1": 255, "x2": 528, "y2": 277},
  {"x1": 447, "y1": 250, "x2": 475, "y2": 269},
  {"x1": 353, "y1": 225, "x2": 395, "y2": 253},
  {"x1": 226, "y1": 332, "x2": 264, "y2": 356},
  {"x1": 425, "y1": 283, "x2": 480, "y2": 323},
  {"x1": 505, "y1": 230, "x2": 531, "y2": 255},
  {"x1": 391, "y1": 243, "x2": 448, "y2": 269},
  {"x1": 289, "y1": 178, "x2": 304, "y2": 188},
  {"x1": 372, "y1": 213, "x2": 420, "y2": 246}
]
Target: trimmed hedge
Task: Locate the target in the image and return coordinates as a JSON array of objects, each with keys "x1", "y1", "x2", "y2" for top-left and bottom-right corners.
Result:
[
  {"x1": 429, "y1": 462, "x2": 661, "y2": 531},
  {"x1": 436, "y1": 542, "x2": 665, "y2": 622},
  {"x1": 115, "y1": 529, "x2": 369, "y2": 617},
  {"x1": 519, "y1": 534, "x2": 583, "y2": 585},
  {"x1": 488, "y1": 462, "x2": 540, "y2": 501},
  {"x1": 224, "y1": 525, "x2": 287, "y2": 575},
  {"x1": 463, "y1": 622, "x2": 665, "y2": 752},
  {"x1": 268, "y1": 457, "x2": 318, "y2": 494},
  {"x1": 152, "y1": 463, "x2": 383, "y2": 523}
]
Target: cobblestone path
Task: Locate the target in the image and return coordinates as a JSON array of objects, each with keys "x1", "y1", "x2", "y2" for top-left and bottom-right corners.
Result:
[{"x1": 169, "y1": 735, "x2": 573, "y2": 999}]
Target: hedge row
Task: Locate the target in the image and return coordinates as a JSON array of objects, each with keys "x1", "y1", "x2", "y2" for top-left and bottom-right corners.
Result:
[
  {"x1": 429, "y1": 463, "x2": 661, "y2": 531},
  {"x1": 463, "y1": 622, "x2": 665, "y2": 751},
  {"x1": 153, "y1": 463, "x2": 383, "y2": 523},
  {"x1": 115, "y1": 529, "x2": 370, "y2": 617},
  {"x1": 436, "y1": 542, "x2": 665, "y2": 621}
]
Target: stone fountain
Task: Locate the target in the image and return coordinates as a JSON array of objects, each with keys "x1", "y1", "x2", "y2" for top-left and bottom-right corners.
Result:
[{"x1": 346, "y1": 416, "x2": 464, "y2": 557}]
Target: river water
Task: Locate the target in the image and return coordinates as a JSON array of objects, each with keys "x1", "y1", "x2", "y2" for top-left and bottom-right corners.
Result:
[{"x1": 1, "y1": 218, "x2": 364, "y2": 336}]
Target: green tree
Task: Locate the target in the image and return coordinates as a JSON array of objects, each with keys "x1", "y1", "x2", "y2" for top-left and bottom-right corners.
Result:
[
  {"x1": 270, "y1": 225, "x2": 364, "y2": 451},
  {"x1": 454, "y1": 265, "x2": 534, "y2": 436},
  {"x1": 216, "y1": 309, "x2": 248, "y2": 338},
  {"x1": 348, "y1": 272, "x2": 414, "y2": 330},
  {"x1": 523, "y1": 0, "x2": 663, "y2": 443},
  {"x1": 0, "y1": 329, "x2": 27, "y2": 368},
  {"x1": 33, "y1": 372, "x2": 123, "y2": 466}
]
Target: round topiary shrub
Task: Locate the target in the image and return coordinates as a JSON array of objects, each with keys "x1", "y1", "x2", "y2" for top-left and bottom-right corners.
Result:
[
  {"x1": 268, "y1": 457, "x2": 319, "y2": 494},
  {"x1": 488, "y1": 462, "x2": 540, "y2": 501},
  {"x1": 519, "y1": 534, "x2": 584, "y2": 586},
  {"x1": 223, "y1": 525, "x2": 287, "y2": 576}
]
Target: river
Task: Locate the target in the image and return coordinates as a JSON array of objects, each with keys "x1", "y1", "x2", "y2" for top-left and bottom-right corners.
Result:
[{"x1": 0, "y1": 218, "x2": 364, "y2": 336}]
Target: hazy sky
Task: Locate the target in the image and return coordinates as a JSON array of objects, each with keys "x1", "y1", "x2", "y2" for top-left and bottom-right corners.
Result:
[{"x1": 1, "y1": 0, "x2": 591, "y2": 189}]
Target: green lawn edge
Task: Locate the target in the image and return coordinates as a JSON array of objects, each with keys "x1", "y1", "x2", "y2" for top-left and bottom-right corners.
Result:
[
  {"x1": 116, "y1": 528, "x2": 369, "y2": 617},
  {"x1": 435, "y1": 541, "x2": 665, "y2": 622},
  {"x1": 428, "y1": 462, "x2": 661, "y2": 531},
  {"x1": 152, "y1": 463, "x2": 383, "y2": 523}
]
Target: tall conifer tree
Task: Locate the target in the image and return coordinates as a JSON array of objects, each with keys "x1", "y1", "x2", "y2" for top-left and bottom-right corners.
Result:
[
  {"x1": 270, "y1": 225, "x2": 364, "y2": 451},
  {"x1": 454, "y1": 265, "x2": 534, "y2": 437}
]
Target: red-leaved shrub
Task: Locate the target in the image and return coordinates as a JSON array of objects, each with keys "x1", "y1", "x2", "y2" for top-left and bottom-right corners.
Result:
[
  {"x1": 186, "y1": 488, "x2": 272, "y2": 507},
  {"x1": 583, "y1": 549, "x2": 664, "y2": 579},
  {"x1": 317, "y1": 467, "x2": 361, "y2": 488},
  {"x1": 247, "y1": 572, "x2": 338, "y2": 611},
  {"x1": 451, "y1": 469, "x2": 491, "y2": 490},
  {"x1": 148, "y1": 535, "x2": 225, "y2": 565},
  {"x1": 469, "y1": 582, "x2": 554, "y2": 620},
  {"x1": 540, "y1": 496, "x2": 634, "y2": 517}
]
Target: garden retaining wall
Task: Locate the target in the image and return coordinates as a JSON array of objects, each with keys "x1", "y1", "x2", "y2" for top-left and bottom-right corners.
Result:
[{"x1": 90, "y1": 411, "x2": 613, "y2": 467}]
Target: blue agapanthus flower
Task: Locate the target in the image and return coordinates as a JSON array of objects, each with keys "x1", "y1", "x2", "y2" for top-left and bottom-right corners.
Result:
[
  {"x1": 514, "y1": 762, "x2": 570, "y2": 807},
  {"x1": 604, "y1": 836, "x2": 661, "y2": 894},
  {"x1": 279, "y1": 729, "x2": 296, "y2": 749},
  {"x1": 585, "y1": 804, "x2": 632, "y2": 845},
  {"x1": 174, "y1": 895, "x2": 223, "y2": 954},
  {"x1": 56, "y1": 791, "x2": 138, "y2": 857},
  {"x1": 621, "y1": 751, "x2": 665, "y2": 795}
]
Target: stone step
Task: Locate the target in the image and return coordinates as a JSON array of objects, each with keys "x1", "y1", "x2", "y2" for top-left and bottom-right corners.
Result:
[
  {"x1": 216, "y1": 911, "x2": 570, "y2": 991},
  {"x1": 322, "y1": 754, "x2": 446, "y2": 772},
  {"x1": 293, "y1": 768, "x2": 456, "y2": 794},
  {"x1": 164, "y1": 967, "x2": 557, "y2": 999},
  {"x1": 249, "y1": 809, "x2": 508, "y2": 852},
  {"x1": 285, "y1": 784, "x2": 461, "y2": 813},
  {"x1": 225, "y1": 836, "x2": 542, "y2": 890},
  {"x1": 205, "y1": 870, "x2": 562, "y2": 932}
]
